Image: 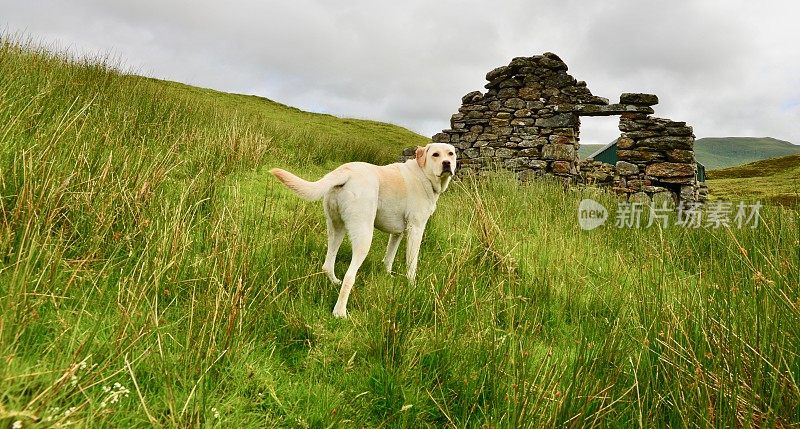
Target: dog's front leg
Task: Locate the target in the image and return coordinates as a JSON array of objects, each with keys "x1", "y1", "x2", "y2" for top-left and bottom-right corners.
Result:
[{"x1": 405, "y1": 223, "x2": 426, "y2": 283}]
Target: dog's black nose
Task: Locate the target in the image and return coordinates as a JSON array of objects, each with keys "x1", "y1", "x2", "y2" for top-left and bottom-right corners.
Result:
[{"x1": 442, "y1": 160, "x2": 451, "y2": 171}]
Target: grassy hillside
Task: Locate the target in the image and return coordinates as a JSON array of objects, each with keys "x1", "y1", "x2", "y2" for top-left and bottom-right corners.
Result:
[
  {"x1": 577, "y1": 143, "x2": 605, "y2": 159},
  {"x1": 1, "y1": 39, "x2": 799, "y2": 428},
  {"x1": 695, "y1": 137, "x2": 800, "y2": 170},
  {"x1": 706, "y1": 154, "x2": 800, "y2": 205}
]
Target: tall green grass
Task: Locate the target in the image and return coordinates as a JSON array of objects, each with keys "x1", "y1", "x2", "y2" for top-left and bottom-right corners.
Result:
[{"x1": 1, "y1": 37, "x2": 798, "y2": 428}]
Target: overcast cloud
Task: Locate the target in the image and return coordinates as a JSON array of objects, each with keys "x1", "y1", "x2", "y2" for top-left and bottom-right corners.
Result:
[{"x1": 2, "y1": 0, "x2": 799, "y2": 145}]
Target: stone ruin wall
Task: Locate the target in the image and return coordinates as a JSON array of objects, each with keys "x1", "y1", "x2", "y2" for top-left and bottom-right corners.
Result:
[
  {"x1": 581, "y1": 106, "x2": 709, "y2": 204},
  {"x1": 405, "y1": 52, "x2": 707, "y2": 204}
]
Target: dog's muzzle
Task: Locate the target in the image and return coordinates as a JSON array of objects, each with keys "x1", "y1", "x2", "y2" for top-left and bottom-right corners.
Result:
[{"x1": 441, "y1": 161, "x2": 453, "y2": 175}]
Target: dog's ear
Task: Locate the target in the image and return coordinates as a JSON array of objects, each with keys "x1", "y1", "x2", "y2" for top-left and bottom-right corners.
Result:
[{"x1": 415, "y1": 146, "x2": 427, "y2": 168}]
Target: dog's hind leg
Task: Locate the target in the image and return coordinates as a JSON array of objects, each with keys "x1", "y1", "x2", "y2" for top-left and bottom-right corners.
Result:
[
  {"x1": 322, "y1": 216, "x2": 345, "y2": 285},
  {"x1": 383, "y1": 233, "x2": 403, "y2": 274},
  {"x1": 332, "y1": 219, "x2": 374, "y2": 318}
]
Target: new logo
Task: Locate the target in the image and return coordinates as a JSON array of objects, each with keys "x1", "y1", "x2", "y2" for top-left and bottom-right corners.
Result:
[{"x1": 578, "y1": 199, "x2": 608, "y2": 230}]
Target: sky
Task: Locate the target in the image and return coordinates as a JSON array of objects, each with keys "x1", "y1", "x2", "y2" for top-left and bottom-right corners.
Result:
[{"x1": 2, "y1": 0, "x2": 799, "y2": 145}]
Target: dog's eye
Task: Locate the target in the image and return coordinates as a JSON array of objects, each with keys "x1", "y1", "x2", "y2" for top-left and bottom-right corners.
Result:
[
  {"x1": 432, "y1": 152, "x2": 440, "y2": 157},
  {"x1": 448, "y1": 152, "x2": 454, "y2": 156}
]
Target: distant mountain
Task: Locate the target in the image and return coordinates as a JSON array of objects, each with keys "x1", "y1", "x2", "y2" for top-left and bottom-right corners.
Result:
[
  {"x1": 706, "y1": 154, "x2": 800, "y2": 205},
  {"x1": 578, "y1": 137, "x2": 800, "y2": 170},
  {"x1": 694, "y1": 137, "x2": 800, "y2": 170}
]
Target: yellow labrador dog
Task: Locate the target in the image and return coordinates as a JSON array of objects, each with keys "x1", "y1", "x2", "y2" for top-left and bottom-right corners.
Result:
[{"x1": 270, "y1": 143, "x2": 456, "y2": 318}]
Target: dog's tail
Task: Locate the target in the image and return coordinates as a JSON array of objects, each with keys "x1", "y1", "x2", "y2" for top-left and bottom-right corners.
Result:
[{"x1": 269, "y1": 167, "x2": 350, "y2": 201}]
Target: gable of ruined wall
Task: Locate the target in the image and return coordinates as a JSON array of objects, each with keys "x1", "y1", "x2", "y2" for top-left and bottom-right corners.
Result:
[{"x1": 431, "y1": 52, "x2": 609, "y2": 180}]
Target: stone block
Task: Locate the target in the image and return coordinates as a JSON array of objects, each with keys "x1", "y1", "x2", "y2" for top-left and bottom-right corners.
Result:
[
  {"x1": 495, "y1": 148, "x2": 516, "y2": 158},
  {"x1": 654, "y1": 176, "x2": 695, "y2": 184},
  {"x1": 620, "y1": 93, "x2": 659, "y2": 106},
  {"x1": 551, "y1": 160, "x2": 572, "y2": 174},
  {"x1": 511, "y1": 118, "x2": 535, "y2": 126},
  {"x1": 518, "y1": 87, "x2": 542, "y2": 100},
  {"x1": 490, "y1": 117, "x2": 511, "y2": 127},
  {"x1": 463, "y1": 148, "x2": 480, "y2": 158},
  {"x1": 617, "y1": 149, "x2": 663, "y2": 162},
  {"x1": 637, "y1": 136, "x2": 694, "y2": 150},
  {"x1": 518, "y1": 136, "x2": 548, "y2": 148},
  {"x1": 486, "y1": 65, "x2": 511, "y2": 82},
  {"x1": 498, "y1": 88, "x2": 519, "y2": 98},
  {"x1": 542, "y1": 143, "x2": 576, "y2": 161},
  {"x1": 461, "y1": 91, "x2": 483, "y2": 104},
  {"x1": 615, "y1": 161, "x2": 639, "y2": 176},
  {"x1": 432, "y1": 133, "x2": 449, "y2": 143},
  {"x1": 645, "y1": 162, "x2": 695, "y2": 178},
  {"x1": 504, "y1": 98, "x2": 526, "y2": 109},
  {"x1": 549, "y1": 134, "x2": 573, "y2": 145},
  {"x1": 665, "y1": 149, "x2": 694, "y2": 163},
  {"x1": 572, "y1": 103, "x2": 653, "y2": 116},
  {"x1": 617, "y1": 137, "x2": 635, "y2": 149},
  {"x1": 540, "y1": 53, "x2": 568, "y2": 70},
  {"x1": 535, "y1": 113, "x2": 579, "y2": 128}
]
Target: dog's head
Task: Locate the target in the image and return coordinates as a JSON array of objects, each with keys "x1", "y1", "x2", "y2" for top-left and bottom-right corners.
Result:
[
  {"x1": 415, "y1": 143, "x2": 457, "y2": 178},
  {"x1": 414, "y1": 143, "x2": 457, "y2": 194}
]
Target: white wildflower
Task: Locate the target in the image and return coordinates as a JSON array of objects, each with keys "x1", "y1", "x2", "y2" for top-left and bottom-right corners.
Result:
[
  {"x1": 12, "y1": 421, "x2": 23, "y2": 429},
  {"x1": 100, "y1": 382, "x2": 131, "y2": 408}
]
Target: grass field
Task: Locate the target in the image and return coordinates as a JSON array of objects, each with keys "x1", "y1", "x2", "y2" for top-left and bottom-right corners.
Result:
[
  {"x1": 706, "y1": 154, "x2": 800, "y2": 206},
  {"x1": 1, "y1": 39, "x2": 799, "y2": 428}
]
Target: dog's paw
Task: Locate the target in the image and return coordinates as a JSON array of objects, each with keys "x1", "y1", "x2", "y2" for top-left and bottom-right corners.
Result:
[
  {"x1": 332, "y1": 308, "x2": 348, "y2": 318},
  {"x1": 324, "y1": 271, "x2": 342, "y2": 285}
]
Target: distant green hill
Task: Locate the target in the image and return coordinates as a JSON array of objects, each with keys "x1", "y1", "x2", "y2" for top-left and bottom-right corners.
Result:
[
  {"x1": 579, "y1": 137, "x2": 800, "y2": 170},
  {"x1": 578, "y1": 144, "x2": 606, "y2": 159},
  {"x1": 706, "y1": 154, "x2": 800, "y2": 205},
  {"x1": 694, "y1": 137, "x2": 800, "y2": 170}
]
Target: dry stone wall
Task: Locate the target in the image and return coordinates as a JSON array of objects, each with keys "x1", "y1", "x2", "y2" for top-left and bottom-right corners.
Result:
[
  {"x1": 613, "y1": 107, "x2": 707, "y2": 203},
  {"x1": 405, "y1": 52, "x2": 706, "y2": 203}
]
